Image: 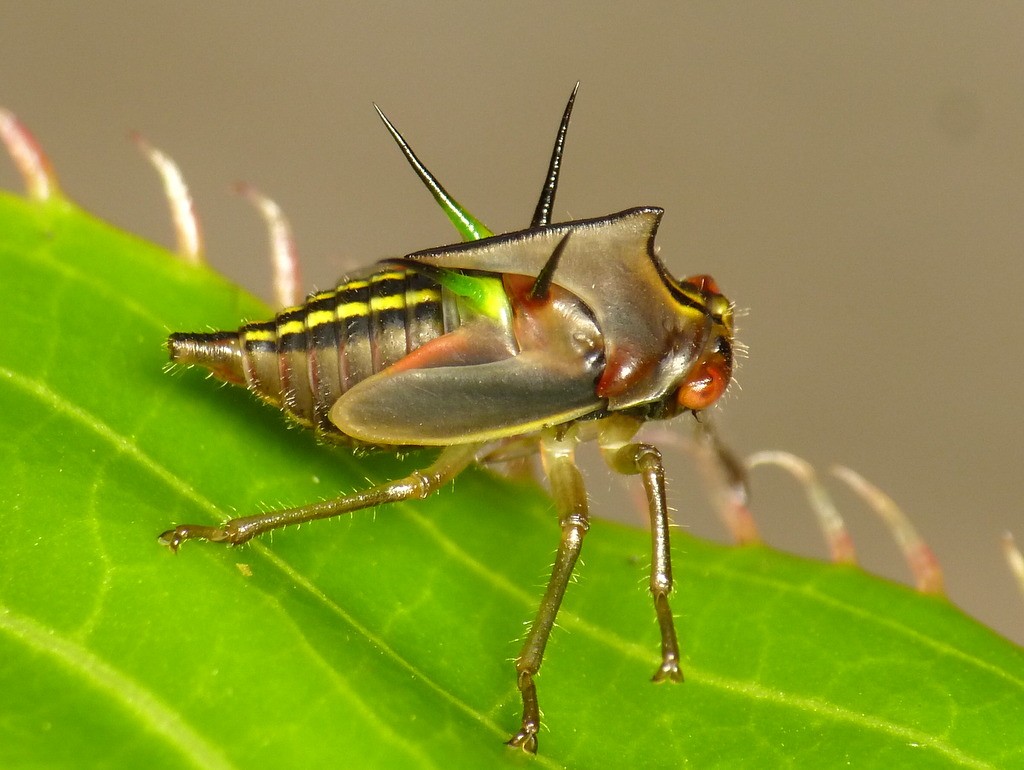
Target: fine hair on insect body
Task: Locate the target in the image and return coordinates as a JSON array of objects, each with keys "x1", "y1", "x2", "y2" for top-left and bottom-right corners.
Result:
[{"x1": 161, "y1": 85, "x2": 736, "y2": 753}]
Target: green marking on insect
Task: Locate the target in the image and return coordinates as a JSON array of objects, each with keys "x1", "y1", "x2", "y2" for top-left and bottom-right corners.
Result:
[
  {"x1": 162, "y1": 87, "x2": 736, "y2": 754},
  {"x1": 396, "y1": 262, "x2": 513, "y2": 328},
  {"x1": 374, "y1": 102, "x2": 493, "y2": 242}
]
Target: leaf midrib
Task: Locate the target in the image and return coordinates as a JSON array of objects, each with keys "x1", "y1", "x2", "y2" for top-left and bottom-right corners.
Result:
[{"x1": 0, "y1": 606, "x2": 238, "y2": 770}]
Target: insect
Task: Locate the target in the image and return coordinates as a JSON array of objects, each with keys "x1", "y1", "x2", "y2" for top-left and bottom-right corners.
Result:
[{"x1": 161, "y1": 86, "x2": 735, "y2": 753}]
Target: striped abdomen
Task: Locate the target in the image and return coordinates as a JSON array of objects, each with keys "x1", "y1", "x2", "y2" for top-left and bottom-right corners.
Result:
[{"x1": 169, "y1": 264, "x2": 459, "y2": 436}]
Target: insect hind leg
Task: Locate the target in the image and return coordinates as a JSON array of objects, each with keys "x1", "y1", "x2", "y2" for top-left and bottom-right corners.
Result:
[
  {"x1": 508, "y1": 434, "x2": 591, "y2": 754},
  {"x1": 158, "y1": 443, "x2": 480, "y2": 551}
]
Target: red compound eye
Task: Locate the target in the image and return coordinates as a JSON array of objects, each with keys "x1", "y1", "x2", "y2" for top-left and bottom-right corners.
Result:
[
  {"x1": 682, "y1": 274, "x2": 721, "y2": 295},
  {"x1": 677, "y1": 349, "x2": 732, "y2": 411}
]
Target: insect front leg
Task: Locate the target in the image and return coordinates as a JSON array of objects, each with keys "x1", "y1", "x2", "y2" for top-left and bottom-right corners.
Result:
[
  {"x1": 507, "y1": 432, "x2": 591, "y2": 754},
  {"x1": 600, "y1": 416, "x2": 683, "y2": 683},
  {"x1": 159, "y1": 443, "x2": 481, "y2": 550}
]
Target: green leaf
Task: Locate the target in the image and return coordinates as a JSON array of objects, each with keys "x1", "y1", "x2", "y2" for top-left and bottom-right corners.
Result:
[{"x1": 1, "y1": 190, "x2": 1022, "y2": 769}]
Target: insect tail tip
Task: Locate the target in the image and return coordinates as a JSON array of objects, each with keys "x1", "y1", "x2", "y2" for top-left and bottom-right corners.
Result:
[{"x1": 167, "y1": 331, "x2": 246, "y2": 385}]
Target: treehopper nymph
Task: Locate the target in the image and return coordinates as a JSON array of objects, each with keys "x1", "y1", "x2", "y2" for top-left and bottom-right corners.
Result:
[{"x1": 160, "y1": 86, "x2": 735, "y2": 753}]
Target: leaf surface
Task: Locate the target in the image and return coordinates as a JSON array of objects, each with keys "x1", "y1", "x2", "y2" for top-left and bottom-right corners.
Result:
[{"x1": 1, "y1": 192, "x2": 1022, "y2": 769}]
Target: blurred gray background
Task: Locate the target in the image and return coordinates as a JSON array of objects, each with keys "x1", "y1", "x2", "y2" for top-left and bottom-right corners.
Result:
[{"x1": 2, "y1": 3, "x2": 1021, "y2": 644}]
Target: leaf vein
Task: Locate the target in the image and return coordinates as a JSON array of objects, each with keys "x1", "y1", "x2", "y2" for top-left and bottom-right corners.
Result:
[{"x1": 0, "y1": 604, "x2": 238, "y2": 770}]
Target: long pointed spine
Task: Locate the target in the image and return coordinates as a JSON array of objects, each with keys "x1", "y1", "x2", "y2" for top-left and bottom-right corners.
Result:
[
  {"x1": 529, "y1": 232, "x2": 572, "y2": 301},
  {"x1": 530, "y1": 83, "x2": 578, "y2": 228},
  {"x1": 374, "y1": 105, "x2": 492, "y2": 242}
]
